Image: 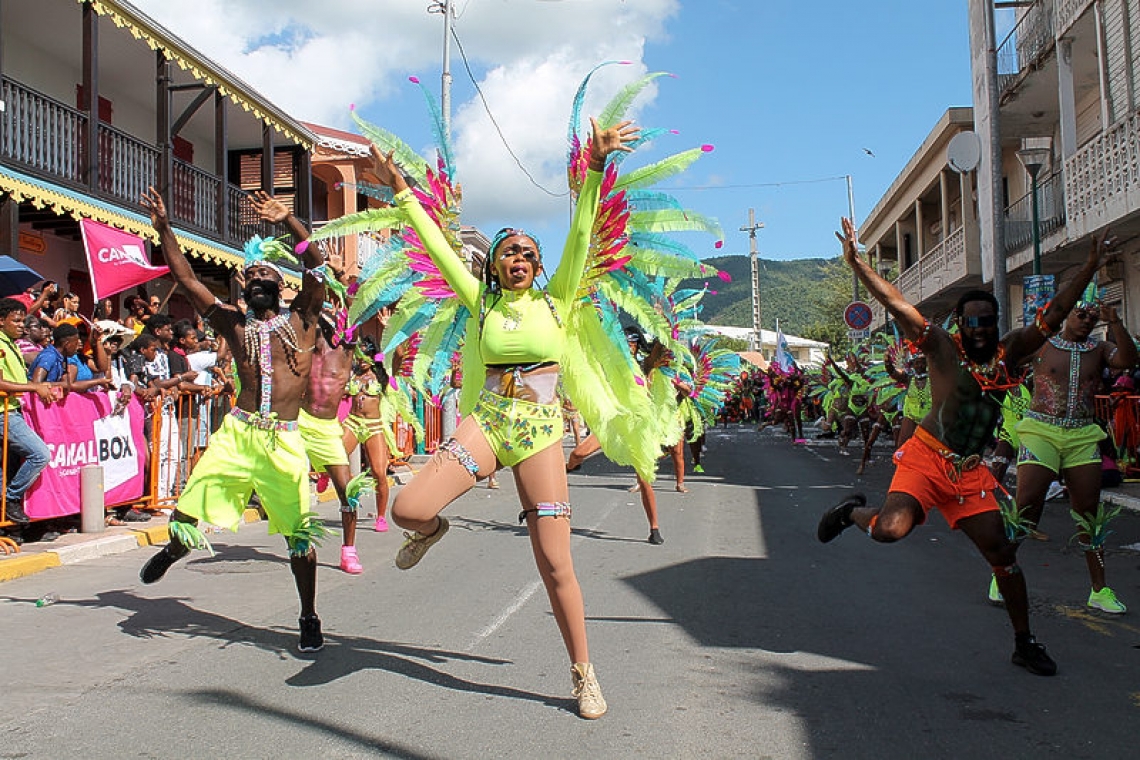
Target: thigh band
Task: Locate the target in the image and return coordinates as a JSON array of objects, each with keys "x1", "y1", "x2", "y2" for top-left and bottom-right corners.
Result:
[
  {"x1": 518, "y1": 501, "x2": 572, "y2": 524},
  {"x1": 439, "y1": 437, "x2": 480, "y2": 477}
]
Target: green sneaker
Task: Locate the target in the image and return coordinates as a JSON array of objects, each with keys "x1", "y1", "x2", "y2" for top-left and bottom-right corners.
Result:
[
  {"x1": 693, "y1": 464, "x2": 704, "y2": 474},
  {"x1": 1087, "y1": 586, "x2": 1127, "y2": 614},
  {"x1": 395, "y1": 517, "x2": 450, "y2": 570},
  {"x1": 988, "y1": 574, "x2": 1004, "y2": 605}
]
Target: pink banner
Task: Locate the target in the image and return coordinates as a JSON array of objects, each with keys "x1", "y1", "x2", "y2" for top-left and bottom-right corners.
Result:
[
  {"x1": 21, "y1": 393, "x2": 147, "y2": 519},
  {"x1": 80, "y1": 218, "x2": 170, "y2": 300}
]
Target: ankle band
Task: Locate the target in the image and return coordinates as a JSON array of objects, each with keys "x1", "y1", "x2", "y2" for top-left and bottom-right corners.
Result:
[{"x1": 865, "y1": 514, "x2": 878, "y2": 537}]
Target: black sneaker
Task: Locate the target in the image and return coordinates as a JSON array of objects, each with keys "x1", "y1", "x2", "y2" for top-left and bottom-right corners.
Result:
[
  {"x1": 4, "y1": 500, "x2": 30, "y2": 524},
  {"x1": 817, "y1": 493, "x2": 866, "y2": 543},
  {"x1": 1012, "y1": 636, "x2": 1057, "y2": 676},
  {"x1": 121, "y1": 508, "x2": 150, "y2": 522},
  {"x1": 298, "y1": 615, "x2": 324, "y2": 652},
  {"x1": 648, "y1": 529, "x2": 664, "y2": 545},
  {"x1": 139, "y1": 541, "x2": 190, "y2": 584}
]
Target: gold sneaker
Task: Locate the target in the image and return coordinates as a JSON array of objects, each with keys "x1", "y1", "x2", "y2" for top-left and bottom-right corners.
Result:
[
  {"x1": 571, "y1": 662, "x2": 607, "y2": 719},
  {"x1": 395, "y1": 517, "x2": 449, "y2": 570}
]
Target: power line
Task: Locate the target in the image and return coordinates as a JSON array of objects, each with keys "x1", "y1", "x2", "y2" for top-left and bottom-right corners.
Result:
[
  {"x1": 450, "y1": 28, "x2": 568, "y2": 197},
  {"x1": 667, "y1": 175, "x2": 850, "y2": 191}
]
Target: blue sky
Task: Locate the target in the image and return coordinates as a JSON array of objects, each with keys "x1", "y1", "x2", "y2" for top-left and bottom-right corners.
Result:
[{"x1": 134, "y1": 0, "x2": 976, "y2": 266}]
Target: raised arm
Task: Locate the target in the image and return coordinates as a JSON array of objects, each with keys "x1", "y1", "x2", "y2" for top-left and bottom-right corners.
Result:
[
  {"x1": 370, "y1": 146, "x2": 481, "y2": 311},
  {"x1": 249, "y1": 190, "x2": 325, "y2": 323},
  {"x1": 1100, "y1": 302, "x2": 1139, "y2": 370},
  {"x1": 141, "y1": 187, "x2": 219, "y2": 316},
  {"x1": 836, "y1": 218, "x2": 927, "y2": 342},
  {"x1": 548, "y1": 117, "x2": 640, "y2": 302},
  {"x1": 1005, "y1": 231, "x2": 1117, "y2": 363}
]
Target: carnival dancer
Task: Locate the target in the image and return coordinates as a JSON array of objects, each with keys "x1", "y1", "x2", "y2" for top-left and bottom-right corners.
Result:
[
  {"x1": 818, "y1": 218, "x2": 1113, "y2": 676},
  {"x1": 248, "y1": 195, "x2": 373, "y2": 576},
  {"x1": 886, "y1": 351, "x2": 930, "y2": 449},
  {"x1": 1013, "y1": 286, "x2": 1136, "y2": 614},
  {"x1": 366, "y1": 118, "x2": 638, "y2": 719},
  {"x1": 342, "y1": 343, "x2": 422, "y2": 536},
  {"x1": 138, "y1": 187, "x2": 329, "y2": 653}
]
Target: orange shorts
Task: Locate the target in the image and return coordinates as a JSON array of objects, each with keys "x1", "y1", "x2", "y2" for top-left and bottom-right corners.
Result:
[{"x1": 888, "y1": 434, "x2": 1000, "y2": 529}]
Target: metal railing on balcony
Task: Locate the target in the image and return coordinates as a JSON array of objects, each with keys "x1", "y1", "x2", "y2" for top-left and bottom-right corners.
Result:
[
  {"x1": 1003, "y1": 170, "x2": 1066, "y2": 252},
  {"x1": 1055, "y1": 0, "x2": 1094, "y2": 38},
  {"x1": 1, "y1": 77, "x2": 86, "y2": 184},
  {"x1": 1064, "y1": 108, "x2": 1140, "y2": 231},
  {"x1": 996, "y1": 1, "x2": 1055, "y2": 93},
  {"x1": 0, "y1": 75, "x2": 306, "y2": 253}
]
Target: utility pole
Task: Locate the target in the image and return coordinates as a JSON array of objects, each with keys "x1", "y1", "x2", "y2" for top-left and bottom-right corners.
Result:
[
  {"x1": 846, "y1": 174, "x2": 860, "y2": 301},
  {"x1": 741, "y1": 209, "x2": 765, "y2": 353},
  {"x1": 429, "y1": 0, "x2": 454, "y2": 139}
]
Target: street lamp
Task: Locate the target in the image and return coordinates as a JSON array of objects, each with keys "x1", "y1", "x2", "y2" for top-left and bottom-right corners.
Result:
[{"x1": 1016, "y1": 136, "x2": 1052, "y2": 275}]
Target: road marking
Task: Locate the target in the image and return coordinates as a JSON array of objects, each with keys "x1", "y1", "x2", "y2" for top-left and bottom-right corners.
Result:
[{"x1": 468, "y1": 579, "x2": 544, "y2": 649}]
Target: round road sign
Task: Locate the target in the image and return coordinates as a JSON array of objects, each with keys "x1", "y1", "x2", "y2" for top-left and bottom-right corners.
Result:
[{"x1": 844, "y1": 301, "x2": 873, "y2": 330}]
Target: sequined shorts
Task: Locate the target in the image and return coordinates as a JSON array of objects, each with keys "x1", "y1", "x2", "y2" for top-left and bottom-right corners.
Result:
[{"x1": 472, "y1": 387, "x2": 563, "y2": 467}]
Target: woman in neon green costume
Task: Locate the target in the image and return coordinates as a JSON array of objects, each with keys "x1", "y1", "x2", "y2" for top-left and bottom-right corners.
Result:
[{"x1": 367, "y1": 118, "x2": 638, "y2": 720}]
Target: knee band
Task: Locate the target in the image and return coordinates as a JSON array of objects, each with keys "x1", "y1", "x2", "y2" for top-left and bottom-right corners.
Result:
[
  {"x1": 992, "y1": 563, "x2": 1021, "y2": 578},
  {"x1": 439, "y1": 438, "x2": 479, "y2": 477},
  {"x1": 518, "y1": 501, "x2": 572, "y2": 524}
]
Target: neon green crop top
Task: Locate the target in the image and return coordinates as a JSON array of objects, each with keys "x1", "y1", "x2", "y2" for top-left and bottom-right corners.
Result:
[{"x1": 394, "y1": 168, "x2": 604, "y2": 366}]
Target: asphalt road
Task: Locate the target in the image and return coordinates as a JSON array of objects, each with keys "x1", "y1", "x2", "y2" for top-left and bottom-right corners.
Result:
[{"x1": 1, "y1": 424, "x2": 1138, "y2": 759}]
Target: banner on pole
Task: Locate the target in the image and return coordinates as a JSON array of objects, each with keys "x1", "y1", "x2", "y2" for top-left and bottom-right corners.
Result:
[{"x1": 80, "y1": 219, "x2": 170, "y2": 300}]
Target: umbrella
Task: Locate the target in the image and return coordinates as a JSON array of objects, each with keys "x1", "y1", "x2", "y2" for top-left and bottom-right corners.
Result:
[{"x1": 0, "y1": 255, "x2": 45, "y2": 296}]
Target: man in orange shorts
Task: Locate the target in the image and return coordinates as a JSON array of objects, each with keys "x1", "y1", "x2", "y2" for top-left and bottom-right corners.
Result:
[{"x1": 817, "y1": 219, "x2": 1116, "y2": 677}]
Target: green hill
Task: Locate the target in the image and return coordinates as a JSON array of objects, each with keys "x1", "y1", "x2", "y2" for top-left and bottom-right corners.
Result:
[{"x1": 679, "y1": 255, "x2": 854, "y2": 346}]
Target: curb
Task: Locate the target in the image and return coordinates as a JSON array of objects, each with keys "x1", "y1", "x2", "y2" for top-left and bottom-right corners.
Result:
[{"x1": 0, "y1": 508, "x2": 265, "y2": 584}]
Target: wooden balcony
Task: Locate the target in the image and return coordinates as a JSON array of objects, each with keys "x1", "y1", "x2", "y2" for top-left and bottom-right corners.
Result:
[
  {"x1": 869, "y1": 226, "x2": 973, "y2": 328},
  {"x1": 1064, "y1": 107, "x2": 1140, "y2": 239},
  {"x1": 0, "y1": 75, "x2": 301, "y2": 250}
]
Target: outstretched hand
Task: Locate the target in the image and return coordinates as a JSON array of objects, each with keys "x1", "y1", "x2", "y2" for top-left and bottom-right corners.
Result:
[
  {"x1": 250, "y1": 190, "x2": 290, "y2": 224},
  {"x1": 588, "y1": 117, "x2": 640, "y2": 169},
  {"x1": 369, "y1": 146, "x2": 409, "y2": 193},
  {"x1": 141, "y1": 187, "x2": 169, "y2": 231},
  {"x1": 1089, "y1": 229, "x2": 1119, "y2": 267},
  {"x1": 834, "y1": 217, "x2": 860, "y2": 264}
]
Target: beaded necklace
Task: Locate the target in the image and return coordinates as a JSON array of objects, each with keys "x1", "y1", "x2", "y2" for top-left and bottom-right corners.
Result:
[
  {"x1": 244, "y1": 310, "x2": 304, "y2": 415},
  {"x1": 1047, "y1": 334, "x2": 1099, "y2": 419},
  {"x1": 951, "y1": 333, "x2": 1023, "y2": 392}
]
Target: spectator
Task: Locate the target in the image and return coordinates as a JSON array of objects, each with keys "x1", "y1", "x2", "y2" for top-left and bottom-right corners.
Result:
[
  {"x1": 94, "y1": 297, "x2": 117, "y2": 323},
  {"x1": 142, "y1": 316, "x2": 195, "y2": 499},
  {"x1": 0, "y1": 298, "x2": 56, "y2": 527},
  {"x1": 10, "y1": 281, "x2": 56, "y2": 319},
  {"x1": 52, "y1": 291, "x2": 86, "y2": 329},
  {"x1": 28, "y1": 324, "x2": 78, "y2": 383},
  {"x1": 16, "y1": 315, "x2": 49, "y2": 363},
  {"x1": 123, "y1": 295, "x2": 153, "y2": 335}
]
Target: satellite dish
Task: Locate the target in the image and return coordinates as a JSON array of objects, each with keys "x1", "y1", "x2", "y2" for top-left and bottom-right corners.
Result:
[{"x1": 947, "y1": 131, "x2": 981, "y2": 174}]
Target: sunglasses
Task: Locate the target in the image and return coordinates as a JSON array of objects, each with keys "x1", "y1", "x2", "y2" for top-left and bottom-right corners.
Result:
[
  {"x1": 960, "y1": 314, "x2": 997, "y2": 328},
  {"x1": 1073, "y1": 309, "x2": 1099, "y2": 323}
]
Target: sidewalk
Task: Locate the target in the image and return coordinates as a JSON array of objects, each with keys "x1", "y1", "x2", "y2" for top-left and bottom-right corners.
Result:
[{"x1": 0, "y1": 455, "x2": 427, "y2": 584}]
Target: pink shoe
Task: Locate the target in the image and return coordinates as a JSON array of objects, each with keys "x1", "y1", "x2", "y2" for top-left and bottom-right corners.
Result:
[
  {"x1": 374, "y1": 516, "x2": 389, "y2": 533},
  {"x1": 339, "y1": 546, "x2": 363, "y2": 574}
]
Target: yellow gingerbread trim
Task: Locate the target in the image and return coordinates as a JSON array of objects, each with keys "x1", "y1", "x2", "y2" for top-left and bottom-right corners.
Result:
[{"x1": 77, "y1": 0, "x2": 314, "y2": 149}]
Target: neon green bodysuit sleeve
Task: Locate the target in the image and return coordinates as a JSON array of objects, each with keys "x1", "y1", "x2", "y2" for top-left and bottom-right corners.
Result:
[
  {"x1": 547, "y1": 168, "x2": 604, "y2": 308},
  {"x1": 394, "y1": 189, "x2": 482, "y2": 312}
]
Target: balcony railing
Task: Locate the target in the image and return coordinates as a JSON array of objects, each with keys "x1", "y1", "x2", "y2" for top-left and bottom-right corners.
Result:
[
  {"x1": 997, "y1": 1, "x2": 1055, "y2": 94},
  {"x1": 1054, "y1": 0, "x2": 1094, "y2": 37},
  {"x1": 1064, "y1": 108, "x2": 1140, "y2": 235},
  {"x1": 1003, "y1": 170, "x2": 1066, "y2": 252},
  {"x1": 868, "y1": 226, "x2": 969, "y2": 328},
  {"x1": 311, "y1": 222, "x2": 389, "y2": 273},
  {"x1": 0, "y1": 75, "x2": 304, "y2": 251}
]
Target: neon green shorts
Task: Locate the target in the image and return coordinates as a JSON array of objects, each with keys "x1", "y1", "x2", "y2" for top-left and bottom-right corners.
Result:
[
  {"x1": 299, "y1": 408, "x2": 349, "y2": 471},
  {"x1": 472, "y1": 388, "x2": 562, "y2": 467},
  {"x1": 1015, "y1": 417, "x2": 1105, "y2": 474},
  {"x1": 177, "y1": 413, "x2": 309, "y2": 536}
]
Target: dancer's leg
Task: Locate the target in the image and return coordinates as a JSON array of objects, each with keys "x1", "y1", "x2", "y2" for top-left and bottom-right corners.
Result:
[
  {"x1": 391, "y1": 415, "x2": 497, "y2": 534},
  {"x1": 669, "y1": 441, "x2": 687, "y2": 492},
  {"x1": 362, "y1": 433, "x2": 391, "y2": 520},
  {"x1": 514, "y1": 442, "x2": 588, "y2": 663}
]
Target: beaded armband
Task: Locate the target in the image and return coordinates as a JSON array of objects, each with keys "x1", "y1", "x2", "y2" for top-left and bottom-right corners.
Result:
[
  {"x1": 304, "y1": 264, "x2": 328, "y2": 283},
  {"x1": 906, "y1": 320, "x2": 933, "y2": 352},
  {"x1": 1033, "y1": 308, "x2": 1056, "y2": 338}
]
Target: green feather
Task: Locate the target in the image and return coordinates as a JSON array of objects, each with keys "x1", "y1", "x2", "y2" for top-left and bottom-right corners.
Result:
[
  {"x1": 1069, "y1": 500, "x2": 1123, "y2": 550},
  {"x1": 309, "y1": 208, "x2": 406, "y2": 241},
  {"x1": 169, "y1": 521, "x2": 214, "y2": 556},
  {"x1": 597, "y1": 71, "x2": 672, "y2": 129},
  {"x1": 614, "y1": 148, "x2": 706, "y2": 192},
  {"x1": 629, "y1": 209, "x2": 723, "y2": 238},
  {"x1": 351, "y1": 111, "x2": 429, "y2": 187}
]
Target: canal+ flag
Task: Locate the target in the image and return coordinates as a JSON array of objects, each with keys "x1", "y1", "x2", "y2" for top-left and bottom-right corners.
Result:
[
  {"x1": 80, "y1": 219, "x2": 170, "y2": 300},
  {"x1": 773, "y1": 328, "x2": 796, "y2": 373}
]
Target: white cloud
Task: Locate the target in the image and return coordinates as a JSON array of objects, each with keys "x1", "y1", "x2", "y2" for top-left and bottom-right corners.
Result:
[{"x1": 131, "y1": 0, "x2": 680, "y2": 231}]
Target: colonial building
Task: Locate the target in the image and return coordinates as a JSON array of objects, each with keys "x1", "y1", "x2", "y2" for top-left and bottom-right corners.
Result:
[{"x1": 0, "y1": 0, "x2": 314, "y2": 316}]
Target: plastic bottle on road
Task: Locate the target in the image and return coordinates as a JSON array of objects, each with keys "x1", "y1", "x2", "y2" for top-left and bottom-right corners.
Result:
[{"x1": 35, "y1": 592, "x2": 59, "y2": 608}]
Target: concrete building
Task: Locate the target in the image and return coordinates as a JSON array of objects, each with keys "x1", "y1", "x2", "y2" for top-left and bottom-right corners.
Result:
[
  {"x1": 0, "y1": 0, "x2": 314, "y2": 316},
  {"x1": 866, "y1": 1, "x2": 1140, "y2": 332}
]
